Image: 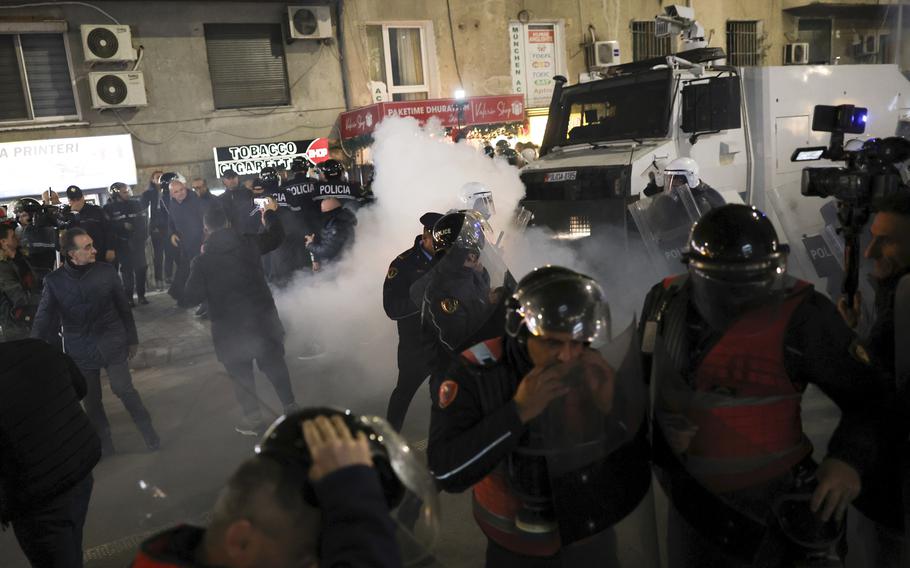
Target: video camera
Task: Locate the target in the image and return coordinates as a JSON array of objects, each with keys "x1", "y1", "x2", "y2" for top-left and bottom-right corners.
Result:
[
  {"x1": 792, "y1": 104, "x2": 910, "y2": 304},
  {"x1": 793, "y1": 104, "x2": 910, "y2": 204}
]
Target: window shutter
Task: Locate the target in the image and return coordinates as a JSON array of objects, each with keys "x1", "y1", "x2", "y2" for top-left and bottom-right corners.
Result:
[
  {"x1": 20, "y1": 33, "x2": 77, "y2": 117},
  {"x1": 0, "y1": 35, "x2": 29, "y2": 120},
  {"x1": 204, "y1": 24, "x2": 290, "y2": 109}
]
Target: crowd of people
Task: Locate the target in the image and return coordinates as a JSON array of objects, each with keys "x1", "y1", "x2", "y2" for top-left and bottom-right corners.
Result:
[{"x1": 0, "y1": 145, "x2": 907, "y2": 568}]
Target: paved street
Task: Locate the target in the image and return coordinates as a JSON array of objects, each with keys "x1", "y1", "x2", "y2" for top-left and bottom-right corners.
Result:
[{"x1": 0, "y1": 288, "x2": 861, "y2": 568}]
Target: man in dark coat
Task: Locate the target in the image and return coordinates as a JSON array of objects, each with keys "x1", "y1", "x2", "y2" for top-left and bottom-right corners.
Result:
[
  {"x1": 31, "y1": 228, "x2": 159, "y2": 456},
  {"x1": 104, "y1": 182, "x2": 150, "y2": 307},
  {"x1": 218, "y1": 169, "x2": 261, "y2": 237},
  {"x1": 1, "y1": 339, "x2": 100, "y2": 568},
  {"x1": 0, "y1": 223, "x2": 40, "y2": 341},
  {"x1": 184, "y1": 201, "x2": 297, "y2": 436},
  {"x1": 168, "y1": 179, "x2": 207, "y2": 308},
  {"x1": 140, "y1": 170, "x2": 175, "y2": 289},
  {"x1": 383, "y1": 212, "x2": 441, "y2": 431},
  {"x1": 131, "y1": 416, "x2": 401, "y2": 568}
]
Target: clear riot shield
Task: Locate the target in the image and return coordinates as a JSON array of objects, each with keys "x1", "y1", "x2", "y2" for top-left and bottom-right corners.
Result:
[
  {"x1": 628, "y1": 185, "x2": 702, "y2": 279},
  {"x1": 410, "y1": 210, "x2": 515, "y2": 353},
  {"x1": 506, "y1": 322, "x2": 658, "y2": 566}
]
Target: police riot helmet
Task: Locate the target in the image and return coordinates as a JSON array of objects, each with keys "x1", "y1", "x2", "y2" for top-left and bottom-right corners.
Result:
[
  {"x1": 290, "y1": 156, "x2": 309, "y2": 174},
  {"x1": 109, "y1": 182, "x2": 130, "y2": 200},
  {"x1": 663, "y1": 157, "x2": 700, "y2": 190},
  {"x1": 159, "y1": 172, "x2": 186, "y2": 188},
  {"x1": 505, "y1": 265, "x2": 610, "y2": 344},
  {"x1": 319, "y1": 159, "x2": 344, "y2": 180},
  {"x1": 460, "y1": 182, "x2": 496, "y2": 219},
  {"x1": 259, "y1": 166, "x2": 280, "y2": 190},
  {"x1": 14, "y1": 197, "x2": 42, "y2": 217},
  {"x1": 500, "y1": 148, "x2": 520, "y2": 166},
  {"x1": 256, "y1": 407, "x2": 405, "y2": 507},
  {"x1": 686, "y1": 204, "x2": 790, "y2": 329},
  {"x1": 430, "y1": 210, "x2": 486, "y2": 257}
]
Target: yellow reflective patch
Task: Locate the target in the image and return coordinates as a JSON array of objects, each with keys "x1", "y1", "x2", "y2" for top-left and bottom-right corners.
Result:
[{"x1": 440, "y1": 298, "x2": 459, "y2": 314}]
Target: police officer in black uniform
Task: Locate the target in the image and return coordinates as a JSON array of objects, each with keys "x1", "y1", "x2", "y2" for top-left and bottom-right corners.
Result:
[
  {"x1": 640, "y1": 204, "x2": 885, "y2": 568},
  {"x1": 13, "y1": 198, "x2": 58, "y2": 285},
  {"x1": 104, "y1": 182, "x2": 149, "y2": 306},
  {"x1": 62, "y1": 186, "x2": 115, "y2": 264},
  {"x1": 383, "y1": 211, "x2": 443, "y2": 432},
  {"x1": 428, "y1": 266, "x2": 652, "y2": 567},
  {"x1": 418, "y1": 210, "x2": 500, "y2": 387},
  {"x1": 304, "y1": 161, "x2": 358, "y2": 272},
  {"x1": 262, "y1": 165, "x2": 313, "y2": 284}
]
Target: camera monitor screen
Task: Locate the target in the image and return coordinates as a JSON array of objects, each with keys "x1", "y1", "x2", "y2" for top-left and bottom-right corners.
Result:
[{"x1": 791, "y1": 147, "x2": 827, "y2": 162}]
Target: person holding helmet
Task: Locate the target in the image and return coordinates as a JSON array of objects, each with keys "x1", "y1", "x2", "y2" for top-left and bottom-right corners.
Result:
[
  {"x1": 141, "y1": 170, "x2": 175, "y2": 290},
  {"x1": 644, "y1": 157, "x2": 726, "y2": 213},
  {"x1": 13, "y1": 197, "x2": 57, "y2": 285},
  {"x1": 131, "y1": 409, "x2": 413, "y2": 568},
  {"x1": 428, "y1": 266, "x2": 653, "y2": 566},
  {"x1": 104, "y1": 183, "x2": 149, "y2": 307},
  {"x1": 640, "y1": 204, "x2": 885, "y2": 567}
]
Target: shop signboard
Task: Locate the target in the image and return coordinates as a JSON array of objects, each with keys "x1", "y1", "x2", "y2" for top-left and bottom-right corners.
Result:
[{"x1": 212, "y1": 138, "x2": 330, "y2": 177}]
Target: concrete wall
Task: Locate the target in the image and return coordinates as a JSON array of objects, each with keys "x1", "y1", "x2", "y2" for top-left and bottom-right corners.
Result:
[{"x1": 0, "y1": 1, "x2": 345, "y2": 188}]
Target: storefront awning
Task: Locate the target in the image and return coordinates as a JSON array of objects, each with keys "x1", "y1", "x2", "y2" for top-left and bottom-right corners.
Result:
[{"x1": 339, "y1": 94, "x2": 526, "y2": 140}]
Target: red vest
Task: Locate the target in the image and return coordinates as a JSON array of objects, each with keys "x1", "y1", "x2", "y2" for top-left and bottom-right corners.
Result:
[{"x1": 663, "y1": 276, "x2": 814, "y2": 493}]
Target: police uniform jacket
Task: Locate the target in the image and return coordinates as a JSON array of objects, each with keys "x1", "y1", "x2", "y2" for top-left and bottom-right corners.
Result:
[
  {"x1": 183, "y1": 211, "x2": 285, "y2": 364},
  {"x1": 31, "y1": 261, "x2": 138, "y2": 370},
  {"x1": 168, "y1": 192, "x2": 206, "y2": 260},
  {"x1": 67, "y1": 202, "x2": 114, "y2": 258},
  {"x1": 140, "y1": 183, "x2": 170, "y2": 236},
  {"x1": 0, "y1": 339, "x2": 100, "y2": 524},
  {"x1": 307, "y1": 207, "x2": 357, "y2": 265},
  {"x1": 383, "y1": 236, "x2": 433, "y2": 339}
]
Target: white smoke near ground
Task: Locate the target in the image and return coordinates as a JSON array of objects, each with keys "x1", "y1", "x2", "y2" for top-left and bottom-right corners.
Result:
[{"x1": 272, "y1": 116, "x2": 601, "y2": 405}]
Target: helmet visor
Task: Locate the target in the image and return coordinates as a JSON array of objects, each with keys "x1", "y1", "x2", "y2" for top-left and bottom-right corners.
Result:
[{"x1": 506, "y1": 276, "x2": 610, "y2": 343}]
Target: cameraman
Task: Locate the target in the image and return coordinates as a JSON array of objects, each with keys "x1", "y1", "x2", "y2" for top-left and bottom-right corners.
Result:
[
  {"x1": 838, "y1": 191, "x2": 910, "y2": 566},
  {"x1": 131, "y1": 415, "x2": 401, "y2": 568}
]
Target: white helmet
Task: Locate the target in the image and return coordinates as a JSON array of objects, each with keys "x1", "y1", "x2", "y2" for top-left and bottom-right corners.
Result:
[
  {"x1": 663, "y1": 157, "x2": 700, "y2": 190},
  {"x1": 459, "y1": 182, "x2": 495, "y2": 219}
]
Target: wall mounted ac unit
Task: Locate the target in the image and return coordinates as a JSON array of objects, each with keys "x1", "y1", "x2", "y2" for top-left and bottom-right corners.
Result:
[
  {"x1": 784, "y1": 43, "x2": 809, "y2": 65},
  {"x1": 81, "y1": 25, "x2": 135, "y2": 63},
  {"x1": 592, "y1": 40, "x2": 621, "y2": 68},
  {"x1": 89, "y1": 71, "x2": 147, "y2": 109},
  {"x1": 287, "y1": 6, "x2": 332, "y2": 40}
]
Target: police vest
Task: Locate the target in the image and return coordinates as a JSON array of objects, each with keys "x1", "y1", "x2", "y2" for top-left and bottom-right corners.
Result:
[
  {"x1": 659, "y1": 275, "x2": 813, "y2": 493},
  {"x1": 467, "y1": 338, "x2": 650, "y2": 557}
]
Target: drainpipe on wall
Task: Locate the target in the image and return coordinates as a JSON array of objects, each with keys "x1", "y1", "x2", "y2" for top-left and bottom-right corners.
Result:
[{"x1": 335, "y1": 0, "x2": 351, "y2": 111}]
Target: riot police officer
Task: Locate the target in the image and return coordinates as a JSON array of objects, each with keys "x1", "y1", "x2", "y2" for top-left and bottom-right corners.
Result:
[
  {"x1": 62, "y1": 186, "x2": 115, "y2": 263},
  {"x1": 383, "y1": 211, "x2": 442, "y2": 432},
  {"x1": 13, "y1": 198, "x2": 57, "y2": 285},
  {"x1": 104, "y1": 182, "x2": 149, "y2": 306},
  {"x1": 641, "y1": 204, "x2": 885, "y2": 567},
  {"x1": 261, "y1": 166, "x2": 307, "y2": 284},
  {"x1": 428, "y1": 266, "x2": 653, "y2": 566},
  {"x1": 642, "y1": 157, "x2": 726, "y2": 213}
]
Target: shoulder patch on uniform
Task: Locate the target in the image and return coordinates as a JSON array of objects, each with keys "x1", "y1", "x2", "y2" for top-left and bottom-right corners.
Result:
[
  {"x1": 461, "y1": 337, "x2": 504, "y2": 366},
  {"x1": 438, "y1": 380, "x2": 459, "y2": 409},
  {"x1": 850, "y1": 340, "x2": 871, "y2": 366},
  {"x1": 440, "y1": 298, "x2": 459, "y2": 314},
  {"x1": 387, "y1": 267, "x2": 398, "y2": 279}
]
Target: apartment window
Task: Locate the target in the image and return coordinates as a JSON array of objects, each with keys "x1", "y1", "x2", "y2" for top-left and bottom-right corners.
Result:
[
  {"x1": 204, "y1": 24, "x2": 290, "y2": 109},
  {"x1": 631, "y1": 21, "x2": 672, "y2": 62},
  {"x1": 726, "y1": 21, "x2": 762, "y2": 66},
  {"x1": 0, "y1": 32, "x2": 78, "y2": 124},
  {"x1": 797, "y1": 19, "x2": 832, "y2": 65},
  {"x1": 366, "y1": 23, "x2": 431, "y2": 101}
]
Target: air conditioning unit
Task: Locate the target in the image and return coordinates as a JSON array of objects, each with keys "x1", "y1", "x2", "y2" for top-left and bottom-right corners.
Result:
[
  {"x1": 592, "y1": 40, "x2": 621, "y2": 68},
  {"x1": 89, "y1": 71, "x2": 147, "y2": 109},
  {"x1": 784, "y1": 43, "x2": 809, "y2": 65},
  {"x1": 80, "y1": 25, "x2": 136, "y2": 63},
  {"x1": 287, "y1": 6, "x2": 332, "y2": 40}
]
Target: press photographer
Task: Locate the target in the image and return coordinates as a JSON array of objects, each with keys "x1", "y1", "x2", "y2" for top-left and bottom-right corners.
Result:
[
  {"x1": 796, "y1": 103, "x2": 910, "y2": 567},
  {"x1": 13, "y1": 198, "x2": 60, "y2": 285}
]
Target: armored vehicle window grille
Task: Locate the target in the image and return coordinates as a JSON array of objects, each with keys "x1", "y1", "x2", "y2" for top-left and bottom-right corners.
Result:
[
  {"x1": 204, "y1": 24, "x2": 291, "y2": 110},
  {"x1": 726, "y1": 21, "x2": 762, "y2": 66},
  {"x1": 0, "y1": 32, "x2": 78, "y2": 124},
  {"x1": 631, "y1": 21, "x2": 671, "y2": 62}
]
